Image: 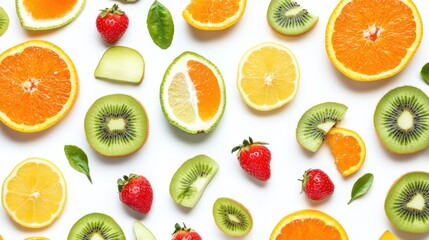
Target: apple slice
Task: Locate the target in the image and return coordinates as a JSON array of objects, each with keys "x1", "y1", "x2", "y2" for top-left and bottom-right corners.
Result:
[
  {"x1": 133, "y1": 221, "x2": 157, "y2": 240},
  {"x1": 94, "y1": 46, "x2": 144, "y2": 84}
]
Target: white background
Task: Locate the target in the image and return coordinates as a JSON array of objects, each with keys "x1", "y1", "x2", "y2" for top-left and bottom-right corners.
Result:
[{"x1": 1, "y1": 0, "x2": 429, "y2": 239}]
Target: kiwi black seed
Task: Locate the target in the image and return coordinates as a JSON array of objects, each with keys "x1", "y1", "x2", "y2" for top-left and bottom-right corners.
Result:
[
  {"x1": 84, "y1": 94, "x2": 149, "y2": 157},
  {"x1": 385, "y1": 172, "x2": 429, "y2": 233},
  {"x1": 0, "y1": 7, "x2": 9, "y2": 36},
  {"x1": 212, "y1": 197, "x2": 253, "y2": 237},
  {"x1": 374, "y1": 85, "x2": 429, "y2": 154},
  {"x1": 267, "y1": 0, "x2": 318, "y2": 36},
  {"x1": 169, "y1": 154, "x2": 219, "y2": 208},
  {"x1": 67, "y1": 212, "x2": 126, "y2": 240},
  {"x1": 296, "y1": 102, "x2": 348, "y2": 152}
]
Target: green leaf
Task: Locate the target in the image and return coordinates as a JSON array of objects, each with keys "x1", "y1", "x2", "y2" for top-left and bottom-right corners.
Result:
[
  {"x1": 348, "y1": 173, "x2": 374, "y2": 204},
  {"x1": 64, "y1": 145, "x2": 92, "y2": 184},
  {"x1": 421, "y1": 62, "x2": 429, "y2": 85},
  {"x1": 147, "y1": 0, "x2": 174, "y2": 49}
]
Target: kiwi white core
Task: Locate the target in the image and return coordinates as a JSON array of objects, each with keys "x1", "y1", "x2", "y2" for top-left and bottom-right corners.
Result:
[
  {"x1": 108, "y1": 118, "x2": 126, "y2": 131},
  {"x1": 397, "y1": 110, "x2": 414, "y2": 130},
  {"x1": 285, "y1": 6, "x2": 303, "y2": 16},
  {"x1": 406, "y1": 193, "x2": 425, "y2": 210},
  {"x1": 318, "y1": 121, "x2": 336, "y2": 133}
]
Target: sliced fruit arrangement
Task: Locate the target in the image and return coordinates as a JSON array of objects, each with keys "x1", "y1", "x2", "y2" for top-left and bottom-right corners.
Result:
[
  {"x1": 385, "y1": 171, "x2": 429, "y2": 233},
  {"x1": 212, "y1": 197, "x2": 252, "y2": 237},
  {"x1": 16, "y1": 0, "x2": 85, "y2": 30},
  {"x1": 84, "y1": 94, "x2": 149, "y2": 157},
  {"x1": 2, "y1": 157, "x2": 67, "y2": 228},
  {"x1": 96, "y1": 4, "x2": 129, "y2": 44},
  {"x1": 379, "y1": 230, "x2": 399, "y2": 240},
  {"x1": 160, "y1": 51, "x2": 226, "y2": 134},
  {"x1": 94, "y1": 46, "x2": 145, "y2": 84},
  {"x1": 67, "y1": 212, "x2": 125, "y2": 240},
  {"x1": 134, "y1": 221, "x2": 157, "y2": 240},
  {"x1": 296, "y1": 102, "x2": 347, "y2": 152},
  {"x1": 0, "y1": 40, "x2": 78, "y2": 132},
  {"x1": 118, "y1": 174, "x2": 153, "y2": 214},
  {"x1": 0, "y1": 7, "x2": 9, "y2": 36},
  {"x1": 267, "y1": 0, "x2": 318, "y2": 36},
  {"x1": 182, "y1": 0, "x2": 247, "y2": 30},
  {"x1": 299, "y1": 169, "x2": 334, "y2": 201},
  {"x1": 327, "y1": 127, "x2": 366, "y2": 176},
  {"x1": 172, "y1": 223, "x2": 202, "y2": 240},
  {"x1": 231, "y1": 137, "x2": 271, "y2": 181},
  {"x1": 270, "y1": 209, "x2": 348, "y2": 239},
  {"x1": 170, "y1": 155, "x2": 218, "y2": 208},
  {"x1": 326, "y1": 0, "x2": 422, "y2": 81},
  {"x1": 237, "y1": 42, "x2": 300, "y2": 111},
  {"x1": 374, "y1": 85, "x2": 429, "y2": 154}
]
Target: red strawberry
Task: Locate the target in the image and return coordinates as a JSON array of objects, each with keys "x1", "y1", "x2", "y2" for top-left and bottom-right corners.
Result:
[
  {"x1": 172, "y1": 223, "x2": 202, "y2": 240},
  {"x1": 118, "y1": 174, "x2": 153, "y2": 214},
  {"x1": 299, "y1": 169, "x2": 334, "y2": 201},
  {"x1": 96, "y1": 4, "x2": 129, "y2": 44},
  {"x1": 231, "y1": 137, "x2": 271, "y2": 181}
]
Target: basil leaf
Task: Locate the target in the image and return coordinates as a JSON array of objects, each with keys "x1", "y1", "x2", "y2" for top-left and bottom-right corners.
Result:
[
  {"x1": 64, "y1": 145, "x2": 92, "y2": 184},
  {"x1": 421, "y1": 62, "x2": 429, "y2": 85},
  {"x1": 147, "y1": 0, "x2": 174, "y2": 49},
  {"x1": 348, "y1": 173, "x2": 374, "y2": 204}
]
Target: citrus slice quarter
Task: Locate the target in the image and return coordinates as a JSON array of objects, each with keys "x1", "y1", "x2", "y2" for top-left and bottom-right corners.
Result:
[
  {"x1": 0, "y1": 40, "x2": 78, "y2": 132},
  {"x1": 2, "y1": 158, "x2": 67, "y2": 228},
  {"x1": 160, "y1": 51, "x2": 226, "y2": 134},
  {"x1": 16, "y1": 0, "x2": 86, "y2": 30},
  {"x1": 237, "y1": 42, "x2": 300, "y2": 111}
]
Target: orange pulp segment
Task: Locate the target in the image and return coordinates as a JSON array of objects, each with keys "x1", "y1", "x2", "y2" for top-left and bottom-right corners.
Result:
[{"x1": 379, "y1": 230, "x2": 400, "y2": 240}]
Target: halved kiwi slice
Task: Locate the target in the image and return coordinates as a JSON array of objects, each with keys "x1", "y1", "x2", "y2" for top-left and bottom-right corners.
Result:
[
  {"x1": 296, "y1": 102, "x2": 348, "y2": 152},
  {"x1": 67, "y1": 212, "x2": 125, "y2": 240},
  {"x1": 267, "y1": 0, "x2": 318, "y2": 36},
  {"x1": 374, "y1": 85, "x2": 429, "y2": 154},
  {"x1": 385, "y1": 172, "x2": 429, "y2": 233},
  {"x1": 84, "y1": 94, "x2": 149, "y2": 157},
  {"x1": 169, "y1": 154, "x2": 218, "y2": 208},
  {"x1": 0, "y1": 7, "x2": 9, "y2": 36},
  {"x1": 213, "y1": 197, "x2": 253, "y2": 236}
]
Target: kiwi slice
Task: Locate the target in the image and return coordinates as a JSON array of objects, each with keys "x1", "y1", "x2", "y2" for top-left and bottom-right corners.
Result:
[
  {"x1": 267, "y1": 0, "x2": 318, "y2": 36},
  {"x1": 169, "y1": 154, "x2": 218, "y2": 208},
  {"x1": 0, "y1": 7, "x2": 9, "y2": 36},
  {"x1": 67, "y1": 212, "x2": 125, "y2": 240},
  {"x1": 84, "y1": 94, "x2": 149, "y2": 157},
  {"x1": 212, "y1": 197, "x2": 253, "y2": 237},
  {"x1": 374, "y1": 85, "x2": 429, "y2": 154},
  {"x1": 385, "y1": 172, "x2": 429, "y2": 233},
  {"x1": 296, "y1": 102, "x2": 348, "y2": 152}
]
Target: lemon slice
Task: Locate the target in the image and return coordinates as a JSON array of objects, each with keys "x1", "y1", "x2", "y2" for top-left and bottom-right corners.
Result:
[
  {"x1": 16, "y1": 0, "x2": 86, "y2": 30},
  {"x1": 2, "y1": 157, "x2": 67, "y2": 228}
]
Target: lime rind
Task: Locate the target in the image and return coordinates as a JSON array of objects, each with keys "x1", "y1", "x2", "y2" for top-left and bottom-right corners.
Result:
[
  {"x1": 160, "y1": 51, "x2": 226, "y2": 134},
  {"x1": 16, "y1": 0, "x2": 86, "y2": 30}
]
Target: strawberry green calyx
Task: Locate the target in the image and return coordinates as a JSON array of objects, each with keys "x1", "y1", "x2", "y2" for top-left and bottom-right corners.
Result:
[
  {"x1": 117, "y1": 173, "x2": 139, "y2": 192},
  {"x1": 100, "y1": 4, "x2": 124, "y2": 18},
  {"x1": 298, "y1": 169, "x2": 311, "y2": 193},
  {"x1": 173, "y1": 223, "x2": 191, "y2": 235},
  {"x1": 231, "y1": 137, "x2": 268, "y2": 155}
]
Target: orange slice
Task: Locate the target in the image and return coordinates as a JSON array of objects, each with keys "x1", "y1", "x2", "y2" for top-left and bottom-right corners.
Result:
[
  {"x1": 160, "y1": 51, "x2": 226, "y2": 134},
  {"x1": 237, "y1": 42, "x2": 300, "y2": 111},
  {"x1": 270, "y1": 209, "x2": 348, "y2": 240},
  {"x1": 183, "y1": 0, "x2": 247, "y2": 30},
  {"x1": 379, "y1": 230, "x2": 399, "y2": 240},
  {"x1": 0, "y1": 40, "x2": 78, "y2": 132},
  {"x1": 16, "y1": 0, "x2": 86, "y2": 30},
  {"x1": 327, "y1": 127, "x2": 366, "y2": 176},
  {"x1": 2, "y1": 157, "x2": 67, "y2": 228},
  {"x1": 326, "y1": 0, "x2": 422, "y2": 81}
]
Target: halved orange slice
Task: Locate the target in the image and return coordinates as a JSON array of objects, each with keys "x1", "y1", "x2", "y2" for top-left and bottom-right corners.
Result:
[{"x1": 0, "y1": 40, "x2": 78, "y2": 132}]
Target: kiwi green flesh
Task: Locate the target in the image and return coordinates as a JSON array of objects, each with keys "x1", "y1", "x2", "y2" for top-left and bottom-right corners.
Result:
[
  {"x1": 213, "y1": 197, "x2": 252, "y2": 236},
  {"x1": 385, "y1": 172, "x2": 429, "y2": 233},
  {"x1": 94, "y1": 46, "x2": 144, "y2": 84},
  {"x1": 84, "y1": 94, "x2": 148, "y2": 157},
  {"x1": 296, "y1": 102, "x2": 348, "y2": 152},
  {"x1": 374, "y1": 86, "x2": 429, "y2": 154},
  {"x1": 267, "y1": 0, "x2": 318, "y2": 35},
  {"x1": 67, "y1": 212, "x2": 125, "y2": 240},
  {"x1": 0, "y1": 7, "x2": 9, "y2": 36},
  {"x1": 169, "y1": 154, "x2": 219, "y2": 208}
]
